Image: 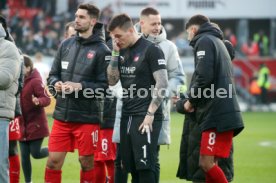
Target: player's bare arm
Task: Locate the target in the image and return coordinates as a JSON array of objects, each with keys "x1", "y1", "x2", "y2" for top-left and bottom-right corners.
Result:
[
  {"x1": 107, "y1": 56, "x2": 120, "y2": 86},
  {"x1": 139, "y1": 69, "x2": 168, "y2": 132},
  {"x1": 107, "y1": 38, "x2": 120, "y2": 86}
]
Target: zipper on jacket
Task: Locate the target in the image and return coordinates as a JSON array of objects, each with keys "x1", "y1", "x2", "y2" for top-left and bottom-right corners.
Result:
[{"x1": 65, "y1": 43, "x2": 81, "y2": 121}]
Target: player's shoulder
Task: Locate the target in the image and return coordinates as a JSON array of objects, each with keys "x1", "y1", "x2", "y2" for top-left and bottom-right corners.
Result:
[
  {"x1": 61, "y1": 36, "x2": 76, "y2": 46},
  {"x1": 160, "y1": 39, "x2": 178, "y2": 51}
]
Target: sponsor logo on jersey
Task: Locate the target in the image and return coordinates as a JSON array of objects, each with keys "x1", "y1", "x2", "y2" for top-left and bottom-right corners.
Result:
[
  {"x1": 158, "y1": 59, "x2": 166, "y2": 65},
  {"x1": 121, "y1": 66, "x2": 136, "y2": 74}
]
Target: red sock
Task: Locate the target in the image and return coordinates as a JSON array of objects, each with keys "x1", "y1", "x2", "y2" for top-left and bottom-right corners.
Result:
[
  {"x1": 106, "y1": 160, "x2": 114, "y2": 183},
  {"x1": 206, "y1": 165, "x2": 228, "y2": 183},
  {"x1": 45, "y1": 168, "x2": 62, "y2": 183},
  {"x1": 9, "y1": 155, "x2": 20, "y2": 183},
  {"x1": 92, "y1": 161, "x2": 106, "y2": 183},
  {"x1": 81, "y1": 169, "x2": 94, "y2": 183}
]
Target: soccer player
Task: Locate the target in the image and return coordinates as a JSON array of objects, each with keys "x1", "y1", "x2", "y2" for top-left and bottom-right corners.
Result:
[
  {"x1": 93, "y1": 92, "x2": 117, "y2": 183},
  {"x1": 107, "y1": 13, "x2": 168, "y2": 183},
  {"x1": 9, "y1": 117, "x2": 21, "y2": 183},
  {"x1": 9, "y1": 60, "x2": 23, "y2": 183},
  {"x1": 181, "y1": 14, "x2": 244, "y2": 183},
  {"x1": 176, "y1": 38, "x2": 237, "y2": 182},
  {"x1": 45, "y1": 3, "x2": 110, "y2": 183},
  {"x1": 113, "y1": 7, "x2": 186, "y2": 183}
]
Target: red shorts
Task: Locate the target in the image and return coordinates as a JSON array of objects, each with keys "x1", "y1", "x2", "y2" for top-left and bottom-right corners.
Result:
[
  {"x1": 49, "y1": 119, "x2": 99, "y2": 156},
  {"x1": 94, "y1": 129, "x2": 116, "y2": 161},
  {"x1": 9, "y1": 117, "x2": 21, "y2": 141},
  {"x1": 200, "y1": 129, "x2": 233, "y2": 158}
]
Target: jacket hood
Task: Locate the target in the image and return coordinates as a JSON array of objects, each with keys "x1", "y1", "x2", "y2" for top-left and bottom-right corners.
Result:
[
  {"x1": 134, "y1": 22, "x2": 167, "y2": 43},
  {"x1": 25, "y1": 69, "x2": 42, "y2": 83},
  {"x1": 0, "y1": 23, "x2": 6, "y2": 38},
  {"x1": 190, "y1": 22, "x2": 223, "y2": 47},
  {"x1": 76, "y1": 22, "x2": 106, "y2": 45}
]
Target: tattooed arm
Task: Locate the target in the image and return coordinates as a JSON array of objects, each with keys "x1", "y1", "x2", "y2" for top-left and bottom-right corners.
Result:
[
  {"x1": 139, "y1": 69, "x2": 168, "y2": 132},
  {"x1": 148, "y1": 69, "x2": 168, "y2": 114},
  {"x1": 107, "y1": 56, "x2": 120, "y2": 86},
  {"x1": 107, "y1": 37, "x2": 120, "y2": 86}
]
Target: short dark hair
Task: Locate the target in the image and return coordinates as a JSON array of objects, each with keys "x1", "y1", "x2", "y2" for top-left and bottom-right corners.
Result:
[
  {"x1": 140, "y1": 7, "x2": 159, "y2": 17},
  {"x1": 0, "y1": 15, "x2": 7, "y2": 30},
  {"x1": 185, "y1": 14, "x2": 210, "y2": 30},
  {"x1": 224, "y1": 40, "x2": 235, "y2": 61},
  {"x1": 23, "y1": 55, "x2": 34, "y2": 70},
  {"x1": 78, "y1": 3, "x2": 100, "y2": 19},
  {"x1": 0, "y1": 15, "x2": 10, "y2": 40},
  {"x1": 108, "y1": 13, "x2": 133, "y2": 32}
]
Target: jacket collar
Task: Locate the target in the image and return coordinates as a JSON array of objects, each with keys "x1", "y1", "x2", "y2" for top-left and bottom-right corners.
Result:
[{"x1": 134, "y1": 22, "x2": 167, "y2": 44}]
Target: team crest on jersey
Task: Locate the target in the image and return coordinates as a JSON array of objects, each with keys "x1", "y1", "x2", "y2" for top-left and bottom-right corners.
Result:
[{"x1": 87, "y1": 50, "x2": 95, "y2": 59}]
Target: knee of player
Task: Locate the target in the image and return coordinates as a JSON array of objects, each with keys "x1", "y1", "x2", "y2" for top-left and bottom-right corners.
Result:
[
  {"x1": 79, "y1": 156, "x2": 94, "y2": 170},
  {"x1": 199, "y1": 156, "x2": 214, "y2": 172},
  {"x1": 9, "y1": 147, "x2": 18, "y2": 156},
  {"x1": 46, "y1": 157, "x2": 62, "y2": 170}
]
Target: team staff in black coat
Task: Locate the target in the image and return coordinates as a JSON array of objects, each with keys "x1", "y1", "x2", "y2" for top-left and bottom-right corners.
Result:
[
  {"x1": 178, "y1": 15, "x2": 244, "y2": 183},
  {"x1": 45, "y1": 4, "x2": 111, "y2": 183},
  {"x1": 176, "y1": 39, "x2": 237, "y2": 182}
]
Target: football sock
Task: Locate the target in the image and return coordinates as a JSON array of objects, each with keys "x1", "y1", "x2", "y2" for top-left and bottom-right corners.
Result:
[
  {"x1": 80, "y1": 168, "x2": 94, "y2": 183},
  {"x1": 206, "y1": 165, "x2": 228, "y2": 183},
  {"x1": 92, "y1": 161, "x2": 105, "y2": 183},
  {"x1": 9, "y1": 155, "x2": 20, "y2": 183},
  {"x1": 106, "y1": 160, "x2": 115, "y2": 183},
  {"x1": 45, "y1": 168, "x2": 62, "y2": 183}
]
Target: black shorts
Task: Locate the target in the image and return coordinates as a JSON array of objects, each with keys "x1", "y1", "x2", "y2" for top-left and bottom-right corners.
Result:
[{"x1": 120, "y1": 115, "x2": 162, "y2": 172}]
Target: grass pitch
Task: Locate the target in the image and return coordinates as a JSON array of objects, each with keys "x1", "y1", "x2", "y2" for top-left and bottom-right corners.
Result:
[{"x1": 20, "y1": 112, "x2": 276, "y2": 183}]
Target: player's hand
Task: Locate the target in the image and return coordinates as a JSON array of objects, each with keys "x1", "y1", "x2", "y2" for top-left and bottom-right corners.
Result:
[
  {"x1": 171, "y1": 96, "x2": 180, "y2": 106},
  {"x1": 32, "y1": 95, "x2": 40, "y2": 105},
  {"x1": 139, "y1": 115, "x2": 154, "y2": 134},
  {"x1": 54, "y1": 81, "x2": 63, "y2": 92},
  {"x1": 112, "y1": 38, "x2": 120, "y2": 52},
  {"x1": 184, "y1": 100, "x2": 194, "y2": 113},
  {"x1": 63, "y1": 81, "x2": 82, "y2": 92}
]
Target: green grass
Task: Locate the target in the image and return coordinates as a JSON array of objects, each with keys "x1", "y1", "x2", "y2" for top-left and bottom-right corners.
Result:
[{"x1": 19, "y1": 112, "x2": 276, "y2": 182}]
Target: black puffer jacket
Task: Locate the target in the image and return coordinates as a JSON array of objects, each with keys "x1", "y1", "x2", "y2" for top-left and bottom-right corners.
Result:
[
  {"x1": 100, "y1": 34, "x2": 117, "y2": 129},
  {"x1": 176, "y1": 110, "x2": 234, "y2": 182},
  {"x1": 48, "y1": 23, "x2": 110, "y2": 123},
  {"x1": 101, "y1": 92, "x2": 117, "y2": 129},
  {"x1": 187, "y1": 22, "x2": 244, "y2": 136}
]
